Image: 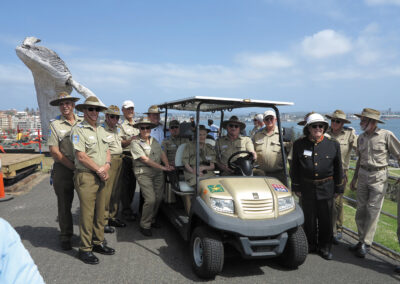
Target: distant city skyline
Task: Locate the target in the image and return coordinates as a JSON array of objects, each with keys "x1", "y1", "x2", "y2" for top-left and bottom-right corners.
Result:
[{"x1": 1, "y1": 1, "x2": 400, "y2": 112}]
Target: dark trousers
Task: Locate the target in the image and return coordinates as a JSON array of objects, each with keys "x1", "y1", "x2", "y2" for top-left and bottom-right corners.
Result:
[
  {"x1": 53, "y1": 162, "x2": 75, "y2": 242},
  {"x1": 302, "y1": 197, "x2": 333, "y2": 251},
  {"x1": 121, "y1": 154, "x2": 136, "y2": 215}
]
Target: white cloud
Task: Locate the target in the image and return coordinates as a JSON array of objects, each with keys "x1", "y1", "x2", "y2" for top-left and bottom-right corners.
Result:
[
  {"x1": 301, "y1": 29, "x2": 352, "y2": 58},
  {"x1": 235, "y1": 52, "x2": 294, "y2": 69},
  {"x1": 365, "y1": 0, "x2": 400, "y2": 6}
]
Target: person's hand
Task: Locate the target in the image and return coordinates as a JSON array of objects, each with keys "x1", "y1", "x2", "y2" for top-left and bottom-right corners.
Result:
[
  {"x1": 97, "y1": 167, "x2": 109, "y2": 181},
  {"x1": 343, "y1": 174, "x2": 348, "y2": 187},
  {"x1": 350, "y1": 178, "x2": 357, "y2": 191}
]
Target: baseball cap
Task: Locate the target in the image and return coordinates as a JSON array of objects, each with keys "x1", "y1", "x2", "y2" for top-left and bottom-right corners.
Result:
[
  {"x1": 122, "y1": 100, "x2": 135, "y2": 109},
  {"x1": 263, "y1": 110, "x2": 276, "y2": 119}
]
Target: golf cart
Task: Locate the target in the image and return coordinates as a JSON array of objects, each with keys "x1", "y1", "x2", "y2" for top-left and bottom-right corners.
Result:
[{"x1": 158, "y1": 96, "x2": 307, "y2": 279}]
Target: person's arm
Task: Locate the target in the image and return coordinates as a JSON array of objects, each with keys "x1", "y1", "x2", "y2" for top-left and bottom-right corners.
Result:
[
  {"x1": 246, "y1": 137, "x2": 257, "y2": 160},
  {"x1": 161, "y1": 151, "x2": 174, "y2": 171},
  {"x1": 350, "y1": 136, "x2": 361, "y2": 191},
  {"x1": 139, "y1": 155, "x2": 170, "y2": 171},
  {"x1": 75, "y1": 150, "x2": 110, "y2": 181},
  {"x1": 49, "y1": 145, "x2": 75, "y2": 170},
  {"x1": 290, "y1": 140, "x2": 301, "y2": 197}
]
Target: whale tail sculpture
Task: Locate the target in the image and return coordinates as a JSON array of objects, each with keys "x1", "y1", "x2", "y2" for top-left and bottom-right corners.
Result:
[{"x1": 15, "y1": 36, "x2": 104, "y2": 140}]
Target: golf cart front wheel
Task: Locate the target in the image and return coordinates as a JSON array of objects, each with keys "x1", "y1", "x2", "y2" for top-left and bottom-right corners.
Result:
[{"x1": 190, "y1": 226, "x2": 224, "y2": 279}]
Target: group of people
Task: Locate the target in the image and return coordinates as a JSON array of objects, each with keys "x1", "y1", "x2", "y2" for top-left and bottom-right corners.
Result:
[{"x1": 47, "y1": 91, "x2": 400, "y2": 270}]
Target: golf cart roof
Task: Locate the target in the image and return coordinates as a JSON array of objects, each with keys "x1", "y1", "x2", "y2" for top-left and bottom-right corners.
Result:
[{"x1": 158, "y1": 96, "x2": 294, "y2": 112}]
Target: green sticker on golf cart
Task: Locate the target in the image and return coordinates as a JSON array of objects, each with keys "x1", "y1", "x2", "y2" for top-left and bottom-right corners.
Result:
[{"x1": 208, "y1": 184, "x2": 224, "y2": 193}]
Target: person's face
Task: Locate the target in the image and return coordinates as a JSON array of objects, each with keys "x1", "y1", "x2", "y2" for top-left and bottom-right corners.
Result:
[
  {"x1": 106, "y1": 114, "x2": 120, "y2": 128},
  {"x1": 227, "y1": 123, "x2": 240, "y2": 137},
  {"x1": 199, "y1": 129, "x2": 207, "y2": 143},
  {"x1": 84, "y1": 106, "x2": 100, "y2": 123},
  {"x1": 170, "y1": 125, "x2": 180, "y2": 137},
  {"x1": 330, "y1": 119, "x2": 344, "y2": 132},
  {"x1": 360, "y1": 117, "x2": 376, "y2": 132},
  {"x1": 122, "y1": 107, "x2": 134, "y2": 120},
  {"x1": 59, "y1": 100, "x2": 74, "y2": 116},
  {"x1": 139, "y1": 125, "x2": 152, "y2": 138},
  {"x1": 253, "y1": 119, "x2": 258, "y2": 126},
  {"x1": 264, "y1": 116, "x2": 276, "y2": 129},
  {"x1": 308, "y1": 123, "x2": 325, "y2": 139},
  {"x1": 149, "y1": 113, "x2": 160, "y2": 124}
]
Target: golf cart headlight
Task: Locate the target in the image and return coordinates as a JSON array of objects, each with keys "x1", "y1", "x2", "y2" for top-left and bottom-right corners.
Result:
[
  {"x1": 278, "y1": 196, "x2": 295, "y2": 212},
  {"x1": 210, "y1": 198, "x2": 234, "y2": 214}
]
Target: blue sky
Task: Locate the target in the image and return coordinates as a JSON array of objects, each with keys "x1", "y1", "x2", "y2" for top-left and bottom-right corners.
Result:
[{"x1": 1, "y1": 0, "x2": 400, "y2": 113}]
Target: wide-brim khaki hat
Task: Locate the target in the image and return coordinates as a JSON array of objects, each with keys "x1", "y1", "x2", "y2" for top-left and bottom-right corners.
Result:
[
  {"x1": 75, "y1": 96, "x2": 108, "y2": 112},
  {"x1": 221, "y1": 116, "x2": 246, "y2": 130},
  {"x1": 133, "y1": 117, "x2": 157, "y2": 129},
  {"x1": 144, "y1": 105, "x2": 164, "y2": 114},
  {"x1": 49, "y1": 92, "x2": 80, "y2": 106},
  {"x1": 325, "y1": 110, "x2": 351, "y2": 124},
  {"x1": 354, "y1": 108, "x2": 384, "y2": 124},
  {"x1": 104, "y1": 105, "x2": 121, "y2": 115}
]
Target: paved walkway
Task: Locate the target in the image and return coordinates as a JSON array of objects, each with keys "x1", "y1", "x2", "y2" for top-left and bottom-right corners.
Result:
[{"x1": 1, "y1": 174, "x2": 400, "y2": 283}]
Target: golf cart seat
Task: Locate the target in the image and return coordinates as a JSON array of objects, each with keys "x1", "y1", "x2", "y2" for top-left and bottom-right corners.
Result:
[{"x1": 174, "y1": 143, "x2": 195, "y2": 193}]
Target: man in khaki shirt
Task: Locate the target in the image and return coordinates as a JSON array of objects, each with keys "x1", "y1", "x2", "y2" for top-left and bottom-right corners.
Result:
[
  {"x1": 102, "y1": 105, "x2": 125, "y2": 232},
  {"x1": 119, "y1": 100, "x2": 139, "y2": 222},
  {"x1": 350, "y1": 108, "x2": 400, "y2": 258},
  {"x1": 326, "y1": 110, "x2": 357, "y2": 243},
  {"x1": 71, "y1": 96, "x2": 114, "y2": 265},
  {"x1": 47, "y1": 92, "x2": 81, "y2": 251},
  {"x1": 216, "y1": 116, "x2": 256, "y2": 175},
  {"x1": 253, "y1": 110, "x2": 287, "y2": 184},
  {"x1": 161, "y1": 120, "x2": 189, "y2": 166}
]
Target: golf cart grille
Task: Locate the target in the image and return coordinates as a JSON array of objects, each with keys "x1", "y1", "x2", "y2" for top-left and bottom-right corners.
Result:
[{"x1": 240, "y1": 199, "x2": 273, "y2": 214}]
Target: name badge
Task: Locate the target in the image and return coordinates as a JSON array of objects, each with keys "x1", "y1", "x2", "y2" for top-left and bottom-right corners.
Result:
[{"x1": 303, "y1": 150, "x2": 312, "y2": 157}]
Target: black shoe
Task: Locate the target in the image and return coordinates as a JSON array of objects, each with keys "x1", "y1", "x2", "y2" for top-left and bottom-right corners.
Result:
[
  {"x1": 61, "y1": 240, "x2": 72, "y2": 251},
  {"x1": 104, "y1": 225, "x2": 115, "y2": 234},
  {"x1": 394, "y1": 265, "x2": 400, "y2": 274},
  {"x1": 349, "y1": 242, "x2": 362, "y2": 251},
  {"x1": 355, "y1": 244, "x2": 370, "y2": 258},
  {"x1": 140, "y1": 227, "x2": 152, "y2": 237},
  {"x1": 109, "y1": 218, "x2": 126, "y2": 228},
  {"x1": 93, "y1": 243, "x2": 115, "y2": 255},
  {"x1": 78, "y1": 251, "x2": 99, "y2": 265},
  {"x1": 319, "y1": 249, "x2": 333, "y2": 260}
]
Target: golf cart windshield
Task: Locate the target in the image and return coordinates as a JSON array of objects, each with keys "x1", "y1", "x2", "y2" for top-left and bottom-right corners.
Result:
[{"x1": 158, "y1": 96, "x2": 294, "y2": 188}]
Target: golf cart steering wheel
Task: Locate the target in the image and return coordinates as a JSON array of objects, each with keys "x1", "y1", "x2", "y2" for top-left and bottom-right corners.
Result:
[{"x1": 227, "y1": 150, "x2": 254, "y2": 170}]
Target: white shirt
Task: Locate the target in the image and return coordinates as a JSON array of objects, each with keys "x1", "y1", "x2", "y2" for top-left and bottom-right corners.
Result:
[{"x1": 151, "y1": 124, "x2": 165, "y2": 144}]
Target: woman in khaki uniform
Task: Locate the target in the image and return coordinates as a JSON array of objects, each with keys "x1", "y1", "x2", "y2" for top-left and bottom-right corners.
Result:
[
  {"x1": 182, "y1": 125, "x2": 216, "y2": 187},
  {"x1": 131, "y1": 117, "x2": 174, "y2": 237}
]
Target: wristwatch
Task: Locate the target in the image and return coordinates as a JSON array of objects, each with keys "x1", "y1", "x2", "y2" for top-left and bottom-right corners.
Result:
[{"x1": 106, "y1": 161, "x2": 112, "y2": 166}]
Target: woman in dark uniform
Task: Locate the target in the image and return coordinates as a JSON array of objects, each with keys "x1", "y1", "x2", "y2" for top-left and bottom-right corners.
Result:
[{"x1": 290, "y1": 113, "x2": 343, "y2": 260}]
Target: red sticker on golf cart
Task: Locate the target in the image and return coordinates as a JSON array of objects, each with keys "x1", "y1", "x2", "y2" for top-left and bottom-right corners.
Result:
[{"x1": 272, "y1": 184, "x2": 288, "y2": 192}]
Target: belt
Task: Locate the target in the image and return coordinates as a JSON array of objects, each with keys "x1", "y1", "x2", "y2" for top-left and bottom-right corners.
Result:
[
  {"x1": 303, "y1": 176, "x2": 333, "y2": 185},
  {"x1": 111, "y1": 154, "x2": 123, "y2": 158},
  {"x1": 360, "y1": 165, "x2": 387, "y2": 172}
]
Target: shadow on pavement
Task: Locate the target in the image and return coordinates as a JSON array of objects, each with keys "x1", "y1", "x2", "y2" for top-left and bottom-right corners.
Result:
[{"x1": 15, "y1": 225, "x2": 79, "y2": 257}]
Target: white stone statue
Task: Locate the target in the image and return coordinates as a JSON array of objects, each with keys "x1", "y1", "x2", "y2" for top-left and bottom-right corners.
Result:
[{"x1": 15, "y1": 36, "x2": 104, "y2": 140}]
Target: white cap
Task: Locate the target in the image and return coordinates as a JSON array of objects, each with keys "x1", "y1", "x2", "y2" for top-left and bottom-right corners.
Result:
[
  {"x1": 263, "y1": 110, "x2": 276, "y2": 119},
  {"x1": 254, "y1": 114, "x2": 264, "y2": 122},
  {"x1": 122, "y1": 100, "x2": 135, "y2": 109},
  {"x1": 305, "y1": 113, "x2": 328, "y2": 127}
]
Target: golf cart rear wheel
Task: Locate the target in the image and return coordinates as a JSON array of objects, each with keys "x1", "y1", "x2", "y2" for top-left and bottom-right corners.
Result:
[
  {"x1": 190, "y1": 226, "x2": 224, "y2": 279},
  {"x1": 277, "y1": 226, "x2": 308, "y2": 269}
]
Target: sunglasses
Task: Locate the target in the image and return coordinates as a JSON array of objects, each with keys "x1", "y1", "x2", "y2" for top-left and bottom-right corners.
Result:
[
  {"x1": 264, "y1": 117, "x2": 274, "y2": 121},
  {"x1": 311, "y1": 124, "x2": 325, "y2": 129},
  {"x1": 109, "y1": 115, "x2": 120, "y2": 119},
  {"x1": 331, "y1": 119, "x2": 342, "y2": 124},
  {"x1": 140, "y1": 126, "x2": 152, "y2": 130},
  {"x1": 228, "y1": 124, "x2": 239, "y2": 128},
  {"x1": 170, "y1": 126, "x2": 179, "y2": 129},
  {"x1": 87, "y1": 107, "x2": 101, "y2": 112}
]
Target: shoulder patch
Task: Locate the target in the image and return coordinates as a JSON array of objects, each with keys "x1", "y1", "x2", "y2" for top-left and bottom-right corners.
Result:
[{"x1": 72, "y1": 134, "x2": 80, "y2": 144}]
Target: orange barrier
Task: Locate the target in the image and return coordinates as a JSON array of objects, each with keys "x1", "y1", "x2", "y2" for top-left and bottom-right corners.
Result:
[{"x1": 0, "y1": 158, "x2": 13, "y2": 202}]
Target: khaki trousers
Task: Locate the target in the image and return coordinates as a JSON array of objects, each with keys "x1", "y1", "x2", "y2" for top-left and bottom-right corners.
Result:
[
  {"x1": 332, "y1": 193, "x2": 344, "y2": 234},
  {"x1": 74, "y1": 171, "x2": 106, "y2": 252},
  {"x1": 104, "y1": 155, "x2": 123, "y2": 222},
  {"x1": 355, "y1": 168, "x2": 388, "y2": 245},
  {"x1": 136, "y1": 168, "x2": 164, "y2": 229},
  {"x1": 53, "y1": 162, "x2": 75, "y2": 242}
]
